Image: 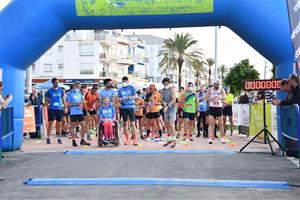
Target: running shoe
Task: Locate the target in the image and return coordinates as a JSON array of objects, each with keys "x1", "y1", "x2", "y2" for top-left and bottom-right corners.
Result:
[
  {"x1": 189, "y1": 138, "x2": 194, "y2": 142},
  {"x1": 208, "y1": 138, "x2": 213, "y2": 144},
  {"x1": 80, "y1": 139, "x2": 91, "y2": 146},
  {"x1": 176, "y1": 133, "x2": 180, "y2": 138},
  {"x1": 72, "y1": 140, "x2": 78, "y2": 147},
  {"x1": 163, "y1": 141, "x2": 172, "y2": 147},
  {"x1": 145, "y1": 137, "x2": 151, "y2": 142},
  {"x1": 170, "y1": 143, "x2": 177, "y2": 148},
  {"x1": 221, "y1": 138, "x2": 226, "y2": 144},
  {"x1": 46, "y1": 138, "x2": 51, "y2": 144},
  {"x1": 57, "y1": 138, "x2": 62, "y2": 144},
  {"x1": 196, "y1": 133, "x2": 201, "y2": 137}
]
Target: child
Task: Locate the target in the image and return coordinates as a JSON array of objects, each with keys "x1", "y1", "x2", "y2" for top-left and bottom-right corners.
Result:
[{"x1": 98, "y1": 96, "x2": 116, "y2": 144}]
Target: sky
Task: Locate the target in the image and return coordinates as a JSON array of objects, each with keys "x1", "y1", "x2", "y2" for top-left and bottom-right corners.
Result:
[
  {"x1": 122, "y1": 27, "x2": 272, "y2": 79},
  {"x1": 0, "y1": 0, "x2": 271, "y2": 79}
]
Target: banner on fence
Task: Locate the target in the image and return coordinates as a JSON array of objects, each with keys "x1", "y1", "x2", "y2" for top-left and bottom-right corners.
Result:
[
  {"x1": 23, "y1": 106, "x2": 36, "y2": 133},
  {"x1": 249, "y1": 101, "x2": 272, "y2": 137}
]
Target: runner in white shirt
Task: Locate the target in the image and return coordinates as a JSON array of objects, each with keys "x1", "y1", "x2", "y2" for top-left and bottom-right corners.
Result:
[{"x1": 206, "y1": 80, "x2": 226, "y2": 144}]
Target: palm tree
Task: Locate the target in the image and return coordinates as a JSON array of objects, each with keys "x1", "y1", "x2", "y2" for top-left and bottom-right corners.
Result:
[
  {"x1": 158, "y1": 33, "x2": 203, "y2": 89},
  {"x1": 218, "y1": 64, "x2": 229, "y2": 83},
  {"x1": 206, "y1": 58, "x2": 215, "y2": 85},
  {"x1": 191, "y1": 60, "x2": 207, "y2": 89}
]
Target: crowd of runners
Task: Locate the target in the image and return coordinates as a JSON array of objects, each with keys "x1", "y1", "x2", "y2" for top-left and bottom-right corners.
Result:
[{"x1": 44, "y1": 76, "x2": 235, "y2": 147}]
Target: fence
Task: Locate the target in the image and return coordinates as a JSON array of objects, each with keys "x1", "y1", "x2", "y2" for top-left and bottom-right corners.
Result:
[
  {"x1": 279, "y1": 104, "x2": 300, "y2": 166},
  {"x1": 0, "y1": 107, "x2": 14, "y2": 161}
]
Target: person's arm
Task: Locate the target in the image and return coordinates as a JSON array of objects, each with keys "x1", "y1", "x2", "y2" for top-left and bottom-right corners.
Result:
[
  {"x1": 195, "y1": 93, "x2": 199, "y2": 111},
  {"x1": 205, "y1": 89, "x2": 210, "y2": 103},
  {"x1": 280, "y1": 91, "x2": 299, "y2": 106}
]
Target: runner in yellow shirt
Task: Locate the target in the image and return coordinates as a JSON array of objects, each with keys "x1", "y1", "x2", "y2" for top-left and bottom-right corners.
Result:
[{"x1": 223, "y1": 87, "x2": 234, "y2": 136}]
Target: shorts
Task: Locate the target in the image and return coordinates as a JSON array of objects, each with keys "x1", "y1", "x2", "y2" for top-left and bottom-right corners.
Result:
[
  {"x1": 136, "y1": 115, "x2": 143, "y2": 120},
  {"x1": 48, "y1": 109, "x2": 63, "y2": 122},
  {"x1": 70, "y1": 114, "x2": 85, "y2": 123},
  {"x1": 88, "y1": 109, "x2": 97, "y2": 115},
  {"x1": 146, "y1": 112, "x2": 160, "y2": 119},
  {"x1": 177, "y1": 108, "x2": 184, "y2": 118},
  {"x1": 120, "y1": 108, "x2": 135, "y2": 122},
  {"x1": 183, "y1": 111, "x2": 196, "y2": 121},
  {"x1": 223, "y1": 106, "x2": 233, "y2": 116},
  {"x1": 209, "y1": 107, "x2": 223, "y2": 118},
  {"x1": 164, "y1": 107, "x2": 176, "y2": 122}
]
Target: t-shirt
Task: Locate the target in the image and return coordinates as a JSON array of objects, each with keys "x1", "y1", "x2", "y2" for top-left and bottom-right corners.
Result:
[
  {"x1": 45, "y1": 87, "x2": 64, "y2": 110},
  {"x1": 199, "y1": 100, "x2": 207, "y2": 112},
  {"x1": 98, "y1": 88, "x2": 116, "y2": 105},
  {"x1": 85, "y1": 91, "x2": 99, "y2": 110},
  {"x1": 224, "y1": 93, "x2": 234, "y2": 106},
  {"x1": 66, "y1": 90, "x2": 84, "y2": 116},
  {"x1": 146, "y1": 92, "x2": 161, "y2": 113},
  {"x1": 183, "y1": 92, "x2": 197, "y2": 113},
  {"x1": 209, "y1": 88, "x2": 223, "y2": 108},
  {"x1": 118, "y1": 85, "x2": 136, "y2": 109},
  {"x1": 98, "y1": 105, "x2": 116, "y2": 120},
  {"x1": 135, "y1": 98, "x2": 144, "y2": 116}
]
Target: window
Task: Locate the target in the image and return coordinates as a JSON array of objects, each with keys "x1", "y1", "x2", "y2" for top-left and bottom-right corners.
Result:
[
  {"x1": 79, "y1": 43, "x2": 94, "y2": 56},
  {"x1": 43, "y1": 64, "x2": 52, "y2": 73},
  {"x1": 58, "y1": 64, "x2": 63, "y2": 70},
  {"x1": 58, "y1": 45, "x2": 63, "y2": 52},
  {"x1": 80, "y1": 63, "x2": 94, "y2": 75}
]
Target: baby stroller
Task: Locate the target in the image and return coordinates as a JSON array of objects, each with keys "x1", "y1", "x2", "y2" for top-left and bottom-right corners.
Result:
[{"x1": 98, "y1": 121, "x2": 120, "y2": 147}]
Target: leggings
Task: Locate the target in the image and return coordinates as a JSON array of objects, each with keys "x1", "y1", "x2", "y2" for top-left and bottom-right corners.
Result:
[
  {"x1": 197, "y1": 112, "x2": 208, "y2": 136},
  {"x1": 103, "y1": 120, "x2": 114, "y2": 139}
]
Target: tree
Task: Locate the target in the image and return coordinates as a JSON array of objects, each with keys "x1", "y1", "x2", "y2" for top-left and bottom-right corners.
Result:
[
  {"x1": 158, "y1": 33, "x2": 203, "y2": 89},
  {"x1": 218, "y1": 64, "x2": 229, "y2": 84},
  {"x1": 191, "y1": 60, "x2": 207, "y2": 89},
  {"x1": 223, "y1": 59, "x2": 260, "y2": 96},
  {"x1": 206, "y1": 58, "x2": 215, "y2": 85}
]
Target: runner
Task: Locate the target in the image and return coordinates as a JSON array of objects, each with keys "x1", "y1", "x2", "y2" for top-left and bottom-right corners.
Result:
[
  {"x1": 45, "y1": 78, "x2": 66, "y2": 144},
  {"x1": 85, "y1": 84, "x2": 99, "y2": 137},
  {"x1": 182, "y1": 82, "x2": 198, "y2": 141},
  {"x1": 145, "y1": 84, "x2": 163, "y2": 140},
  {"x1": 206, "y1": 80, "x2": 226, "y2": 144},
  {"x1": 196, "y1": 87, "x2": 208, "y2": 138},
  {"x1": 135, "y1": 91, "x2": 145, "y2": 139},
  {"x1": 66, "y1": 81, "x2": 90, "y2": 147},
  {"x1": 161, "y1": 78, "x2": 177, "y2": 148},
  {"x1": 223, "y1": 87, "x2": 234, "y2": 136},
  {"x1": 118, "y1": 76, "x2": 138, "y2": 145},
  {"x1": 98, "y1": 96, "x2": 117, "y2": 145},
  {"x1": 80, "y1": 85, "x2": 90, "y2": 140},
  {"x1": 98, "y1": 78, "x2": 117, "y2": 106},
  {"x1": 176, "y1": 86, "x2": 185, "y2": 138}
]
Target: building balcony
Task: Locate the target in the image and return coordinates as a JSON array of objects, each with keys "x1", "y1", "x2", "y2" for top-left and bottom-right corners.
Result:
[{"x1": 99, "y1": 71, "x2": 119, "y2": 79}]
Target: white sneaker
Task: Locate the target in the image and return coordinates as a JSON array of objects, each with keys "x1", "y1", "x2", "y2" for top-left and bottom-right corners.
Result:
[
  {"x1": 221, "y1": 138, "x2": 226, "y2": 144},
  {"x1": 208, "y1": 139, "x2": 213, "y2": 144}
]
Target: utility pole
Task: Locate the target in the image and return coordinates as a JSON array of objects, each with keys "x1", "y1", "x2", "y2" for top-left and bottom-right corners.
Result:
[{"x1": 214, "y1": 26, "x2": 219, "y2": 81}]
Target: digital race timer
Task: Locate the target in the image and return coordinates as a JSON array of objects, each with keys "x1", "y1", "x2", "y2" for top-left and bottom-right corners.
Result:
[{"x1": 244, "y1": 79, "x2": 282, "y2": 91}]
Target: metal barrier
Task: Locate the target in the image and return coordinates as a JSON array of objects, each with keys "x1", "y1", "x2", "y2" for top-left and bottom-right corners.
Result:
[
  {"x1": 0, "y1": 107, "x2": 14, "y2": 159},
  {"x1": 280, "y1": 104, "x2": 300, "y2": 166}
]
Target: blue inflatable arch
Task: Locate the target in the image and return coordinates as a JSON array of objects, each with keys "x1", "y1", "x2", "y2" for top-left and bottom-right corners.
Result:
[{"x1": 0, "y1": 0, "x2": 294, "y2": 150}]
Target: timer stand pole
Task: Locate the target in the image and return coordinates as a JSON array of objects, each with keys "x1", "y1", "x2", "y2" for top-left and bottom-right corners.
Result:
[{"x1": 240, "y1": 91, "x2": 283, "y2": 155}]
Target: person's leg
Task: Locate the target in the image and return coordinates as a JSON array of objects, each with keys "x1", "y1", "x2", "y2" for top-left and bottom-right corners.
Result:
[
  {"x1": 201, "y1": 112, "x2": 208, "y2": 137},
  {"x1": 208, "y1": 115, "x2": 216, "y2": 142},
  {"x1": 196, "y1": 114, "x2": 201, "y2": 137},
  {"x1": 218, "y1": 116, "x2": 224, "y2": 139},
  {"x1": 103, "y1": 121, "x2": 109, "y2": 139},
  {"x1": 129, "y1": 108, "x2": 137, "y2": 145},
  {"x1": 183, "y1": 117, "x2": 189, "y2": 139},
  {"x1": 155, "y1": 116, "x2": 162, "y2": 138},
  {"x1": 138, "y1": 118, "x2": 143, "y2": 138},
  {"x1": 229, "y1": 116, "x2": 234, "y2": 135},
  {"x1": 70, "y1": 119, "x2": 78, "y2": 146},
  {"x1": 223, "y1": 115, "x2": 227, "y2": 134},
  {"x1": 46, "y1": 121, "x2": 54, "y2": 138},
  {"x1": 107, "y1": 120, "x2": 114, "y2": 139}
]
